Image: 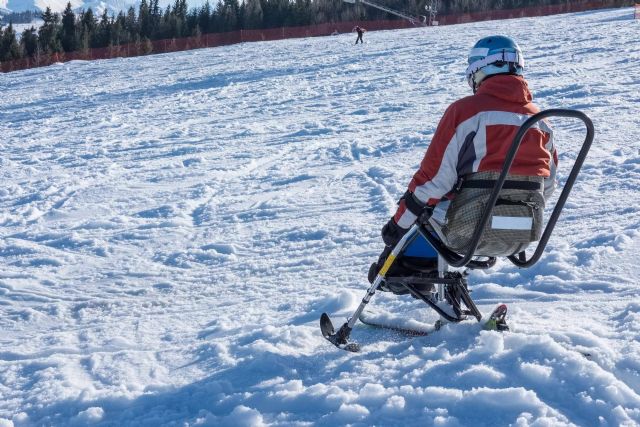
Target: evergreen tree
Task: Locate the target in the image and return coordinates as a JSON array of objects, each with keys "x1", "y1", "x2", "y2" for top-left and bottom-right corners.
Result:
[
  {"x1": 149, "y1": 0, "x2": 162, "y2": 37},
  {"x1": 139, "y1": 0, "x2": 151, "y2": 38},
  {"x1": 80, "y1": 8, "x2": 96, "y2": 35},
  {"x1": 210, "y1": 2, "x2": 222, "y2": 31},
  {"x1": 77, "y1": 8, "x2": 95, "y2": 51},
  {"x1": 0, "y1": 23, "x2": 22, "y2": 61},
  {"x1": 20, "y1": 27, "x2": 39, "y2": 57},
  {"x1": 171, "y1": 0, "x2": 188, "y2": 37},
  {"x1": 60, "y1": 2, "x2": 77, "y2": 52},
  {"x1": 261, "y1": 0, "x2": 295, "y2": 28},
  {"x1": 185, "y1": 9, "x2": 200, "y2": 36},
  {"x1": 198, "y1": 2, "x2": 211, "y2": 33},
  {"x1": 174, "y1": 0, "x2": 188, "y2": 21},
  {"x1": 94, "y1": 9, "x2": 112, "y2": 47},
  {"x1": 157, "y1": 4, "x2": 172, "y2": 39},
  {"x1": 292, "y1": 0, "x2": 312, "y2": 26},
  {"x1": 244, "y1": 0, "x2": 263, "y2": 29},
  {"x1": 125, "y1": 6, "x2": 138, "y2": 39},
  {"x1": 113, "y1": 11, "x2": 128, "y2": 45},
  {"x1": 38, "y1": 7, "x2": 62, "y2": 54},
  {"x1": 216, "y1": 0, "x2": 239, "y2": 32}
]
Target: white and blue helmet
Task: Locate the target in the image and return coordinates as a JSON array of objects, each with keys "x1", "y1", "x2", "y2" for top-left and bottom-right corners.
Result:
[{"x1": 466, "y1": 35, "x2": 525, "y2": 92}]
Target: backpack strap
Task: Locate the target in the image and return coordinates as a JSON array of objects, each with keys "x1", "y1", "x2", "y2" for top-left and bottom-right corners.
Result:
[
  {"x1": 399, "y1": 190, "x2": 431, "y2": 217},
  {"x1": 461, "y1": 179, "x2": 542, "y2": 191}
]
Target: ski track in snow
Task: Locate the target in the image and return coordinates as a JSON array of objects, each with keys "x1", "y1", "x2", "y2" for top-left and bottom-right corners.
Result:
[{"x1": 1, "y1": 7, "x2": 640, "y2": 426}]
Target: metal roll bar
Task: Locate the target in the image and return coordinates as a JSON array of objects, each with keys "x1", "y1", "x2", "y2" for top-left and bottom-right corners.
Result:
[{"x1": 421, "y1": 109, "x2": 595, "y2": 268}]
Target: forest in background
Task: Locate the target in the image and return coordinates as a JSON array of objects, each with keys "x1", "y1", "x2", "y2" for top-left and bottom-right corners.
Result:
[{"x1": 0, "y1": 0, "x2": 634, "y2": 63}]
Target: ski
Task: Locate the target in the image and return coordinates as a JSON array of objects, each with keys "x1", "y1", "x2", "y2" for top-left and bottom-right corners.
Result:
[
  {"x1": 357, "y1": 304, "x2": 509, "y2": 337},
  {"x1": 359, "y1": 309, "x2": 436, "y2": 336}
]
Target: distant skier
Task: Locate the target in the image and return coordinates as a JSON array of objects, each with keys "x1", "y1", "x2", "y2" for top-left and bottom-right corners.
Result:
[
  {"x1": 369, "y1": 35, "x2": 558, "y2": 283},
  {"x1": 354, "y1": 26, "x2": 366, "y2": 44}
]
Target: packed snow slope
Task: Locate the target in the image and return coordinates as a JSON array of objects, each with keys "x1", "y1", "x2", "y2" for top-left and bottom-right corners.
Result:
[{"x1": 2, "y1": 7, "x2": 640, "y2": 427}]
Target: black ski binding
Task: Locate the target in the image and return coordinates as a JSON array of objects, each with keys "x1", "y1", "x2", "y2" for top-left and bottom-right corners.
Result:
[
  {"x1": 484, "y1": 303, "x2": 509, "y2": 331},
  {"x1": 320, "y1": 313, "x2": 360, "y2": 352}
]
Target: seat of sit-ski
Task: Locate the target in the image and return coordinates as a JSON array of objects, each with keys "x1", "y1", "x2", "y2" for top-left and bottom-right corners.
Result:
[{"x1": 383, "y1": 170, "x2": 544, "y2": 295}]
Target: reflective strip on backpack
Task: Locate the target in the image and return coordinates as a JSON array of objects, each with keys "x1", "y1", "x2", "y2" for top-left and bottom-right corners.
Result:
[{"x1": 491, "y1": 216, "x2": 533, "y2": 230}]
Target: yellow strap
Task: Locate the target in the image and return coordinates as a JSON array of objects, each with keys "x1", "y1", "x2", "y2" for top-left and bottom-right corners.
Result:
[{"x1": 377, "y1": 254, "x2": 396, "y2": 277}]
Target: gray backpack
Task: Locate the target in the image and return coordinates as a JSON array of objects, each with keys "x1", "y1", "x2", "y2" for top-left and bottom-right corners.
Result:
[{"x1": 441, "y1": 171, "x2": 545, "y2": 257}]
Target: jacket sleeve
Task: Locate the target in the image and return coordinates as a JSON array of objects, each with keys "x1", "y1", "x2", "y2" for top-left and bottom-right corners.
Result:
[{"x1": 393, "y1": 103, "x2": 465, "y2": 229}]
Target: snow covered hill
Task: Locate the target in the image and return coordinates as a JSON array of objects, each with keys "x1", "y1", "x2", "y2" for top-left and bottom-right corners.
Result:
[
  {"x1": 2, "y1": 6, "x2": 640, "y2": 426},
  {"x1": 1, "y1": 0, "x2": 78, "y2": 13}
]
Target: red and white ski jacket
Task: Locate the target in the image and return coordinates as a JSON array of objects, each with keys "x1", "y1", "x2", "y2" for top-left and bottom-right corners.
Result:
[{"x1": 394, "y1": 74, "x2": 557, "y2": 229}]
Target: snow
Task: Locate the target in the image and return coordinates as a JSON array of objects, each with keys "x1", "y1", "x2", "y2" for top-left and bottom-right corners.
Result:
[{"x1": 1, "y1": 6, "x2": 640, "y2": 426}]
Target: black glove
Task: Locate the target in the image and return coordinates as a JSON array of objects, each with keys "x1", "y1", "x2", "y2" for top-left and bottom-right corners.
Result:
[
  {"x1": 381, "y1": 217, "x2": 408, "y2": 248},
  {"x1": 368, "y1": 246, "x2": 392, "y2": 284},
  {"x1": 368, "y1": 216, "x2": 410, "y2": 285}
]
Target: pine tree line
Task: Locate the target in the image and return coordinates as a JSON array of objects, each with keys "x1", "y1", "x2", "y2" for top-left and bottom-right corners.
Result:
[
  {"x1": 0, "y1": 0, "x2": 634, "y2": 63},
  {"x1": 0, "y1": 0, "x2": 363, "y2": 62}
]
